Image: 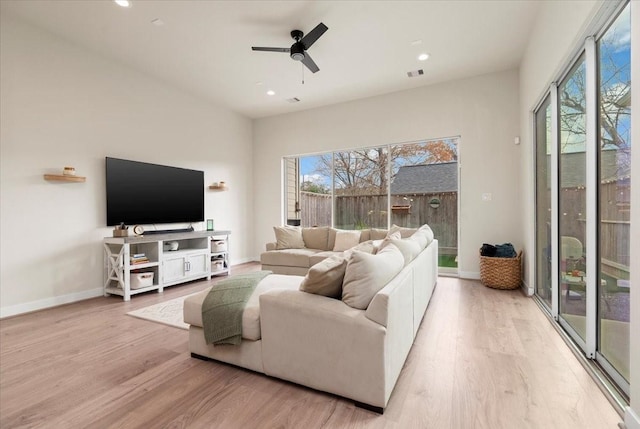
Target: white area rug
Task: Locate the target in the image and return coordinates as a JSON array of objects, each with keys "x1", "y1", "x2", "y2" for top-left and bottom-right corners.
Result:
[{"x1": 127, "y1": 294, "x2": 197, "y2": 330}]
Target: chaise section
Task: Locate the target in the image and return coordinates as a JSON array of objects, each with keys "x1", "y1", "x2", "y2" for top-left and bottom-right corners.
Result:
[
  {"x1": 259, "y1": 263, "x2": 416, "y2": 410},
  {"x1": 183, "y1": 274, "x2": 303, "y2": 372}
]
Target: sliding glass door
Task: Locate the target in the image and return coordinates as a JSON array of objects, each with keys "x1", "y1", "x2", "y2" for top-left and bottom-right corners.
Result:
[
  {"x1": 533, "y1": 1, "x2": 630, "y2": 396},
  {"x1": 596, "y1": 3, "x2": 631, "y2": 387},
  {"x1": 535, "y1": 96, "x2": 552, "y2": 308},
  {"x1": 558, "y1": 56, "x2": 588, "y2": 342}
]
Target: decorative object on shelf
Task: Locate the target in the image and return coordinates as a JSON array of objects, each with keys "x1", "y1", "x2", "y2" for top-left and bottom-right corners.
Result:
[
  {"x1": 163, "y1": 241, "x2": 179, "y2": 251},
  {"x1": 133, "y1": 225, "x2": 144, "y2": 236},
  {"x1": 209, "y1": 181, "x2": 228, "y2": 191},
  {"x1": 207, "y1": 219, "x2": 214, "y2": 231},
  {"x1": 63, "y1": 166, "x2": 76, "y2": 176},
  {"x1": 113, "y1": 223, "x2": 129, "y2": 237}
]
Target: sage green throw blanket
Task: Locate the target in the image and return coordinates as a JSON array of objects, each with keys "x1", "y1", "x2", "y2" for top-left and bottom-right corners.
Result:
[{"x1": 202, "y1": 271, "x2": 272, "y2": 345}]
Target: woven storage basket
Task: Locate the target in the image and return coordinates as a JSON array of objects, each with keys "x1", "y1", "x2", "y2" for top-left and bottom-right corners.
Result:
[{"x1": 479, "y1": 250, "x2": 522, "y2": 290}]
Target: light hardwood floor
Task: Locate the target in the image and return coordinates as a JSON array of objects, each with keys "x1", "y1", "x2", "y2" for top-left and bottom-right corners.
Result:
[{"x1": 0, "y1": 264, "x2": 622, "y2": 428}]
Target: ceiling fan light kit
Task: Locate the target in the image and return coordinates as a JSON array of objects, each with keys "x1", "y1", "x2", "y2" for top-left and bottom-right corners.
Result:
[{"x1": 252, "y1": 23, "x2": 328, "y2": 74}]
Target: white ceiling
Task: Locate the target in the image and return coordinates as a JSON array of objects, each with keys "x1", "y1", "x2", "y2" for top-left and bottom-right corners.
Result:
[{"x1": 1, "y1": 0, "x2": 542, "y2": 119}]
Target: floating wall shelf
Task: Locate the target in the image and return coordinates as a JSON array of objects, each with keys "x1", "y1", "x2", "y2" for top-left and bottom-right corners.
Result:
[
  {"x1": 44, "y1": 174, "x2": 86, "y2": 183},
  {"x1": 208, "y1": 184, "x2": 228, "y2": 191}
]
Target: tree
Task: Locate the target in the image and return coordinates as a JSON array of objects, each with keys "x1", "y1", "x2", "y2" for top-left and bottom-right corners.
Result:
[
  {"x1": 559, "y1": 11, "x2": 630, "y2": 173},
  {"x1": 314, "y1": 140, "x2": 457, "y2": 195}
]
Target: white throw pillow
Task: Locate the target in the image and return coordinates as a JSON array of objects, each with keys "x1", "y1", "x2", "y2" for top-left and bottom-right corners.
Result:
[
  {"x1": 379, "y1": 238, "x2": 422, "y2": 266},
  {"x1": 273, "y1": 225, "x2": 305, "y2": 250},
  {"x1": 342, "y1": 244, "x2": 404, "y2": 309},
  {"x1": 333, "y1": 230, "x2": 361, "y2": 251},
  {"x1": 419, "y1": 224, "x2": 435, "y2": 244},
  {"x1": 299, "y1": 255, "x2": 347, "y2": 298},
  {"x1": 409, "y1": 230, "x2": 429, "y2": 249}
]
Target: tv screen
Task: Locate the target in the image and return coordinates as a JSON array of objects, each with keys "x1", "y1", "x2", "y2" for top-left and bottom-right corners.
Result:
[{"x1": 106, "y1": 157, "x2": 204, "y2": 226}]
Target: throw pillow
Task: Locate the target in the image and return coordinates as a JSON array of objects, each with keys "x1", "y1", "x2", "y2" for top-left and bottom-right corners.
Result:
[
  {"x1": 344, "y1": 240, "x2": 377, "y2": 258},
  {"x1": 409, "y1": 230, "x2": 429, "y2": 249},
  {"x1": 379, "y1": 238, "x2": 422, "y2": 266},
  {"x1": 333, "y1": 230, "x2": 361, "y2": 251},
  {"x1": 386, "y1": 231, "x2": 401, "y2": 240},
  {"x1": 388, "y1": 224, "x2": 417, "y2": 238},
  {"x1": 302, "y1": 226, "x2": 330, "y2": 250},
  {"x1": 299, "y1": 255, "x2": 347, "y2": 298},
  {"x1": 342, "y1": 244, "x2": 404, "y2": 310},
  {"x1": 273, "y1": 225, "x2": 305, "y2": 250},
  {"x1": 419, "y1": 224, "x2": 435, "y2": 243}
]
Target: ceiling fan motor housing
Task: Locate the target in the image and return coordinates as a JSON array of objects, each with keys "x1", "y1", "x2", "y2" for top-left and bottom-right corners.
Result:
[{"x1": 290, "y1": 42, "x2": 305, "y2": 61}]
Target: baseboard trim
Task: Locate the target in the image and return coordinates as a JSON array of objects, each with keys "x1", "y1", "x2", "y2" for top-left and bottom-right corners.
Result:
[
  {"x1": 626, "y1": 407, "x2": 640, "y2": 429},
  {"x1": 458, "y1": 270, "x2": 480, "y2": 280},
  {"x1": 521, "y1": 279, "x2": 534, "y2": 296},
  {"x1": 232, "y1": 257, "x2": 259, "y2": 265},
  {"x1": 0, "y1": 287, "x2": 104, "y2": 319}
]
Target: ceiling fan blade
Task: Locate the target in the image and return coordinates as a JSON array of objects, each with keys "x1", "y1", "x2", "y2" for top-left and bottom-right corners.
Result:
[
  {"x1": 301, "y1": 53, "x2": 320, "y2": 73},
  {"x1": 300, "y1": 23, "x2": 328, "y2": 50},
  {"x1": 251, "y1": 47, "x2": 290, "y2": 53}
]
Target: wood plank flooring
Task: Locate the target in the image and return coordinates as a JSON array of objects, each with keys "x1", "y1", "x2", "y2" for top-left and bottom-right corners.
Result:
[{"x1": 0, "y1": 265, "x2": 622, "y2": 428}]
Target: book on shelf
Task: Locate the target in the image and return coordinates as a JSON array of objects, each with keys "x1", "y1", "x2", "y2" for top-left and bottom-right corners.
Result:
[
  {"x1": 132, "y1": 253, "x2": 146, "y2": 258},
  {"x1": 130, "y1": 257, "x2": 150, "y2": 264}
]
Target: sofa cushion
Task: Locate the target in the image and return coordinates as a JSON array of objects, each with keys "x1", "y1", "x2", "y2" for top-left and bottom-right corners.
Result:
[
  {"x1": 274, "y1": 226, "x2": 305, "y2": 250},
  {"x1": 261, "y1": 248, "x2": 322, "y2": 268},
  {"x1": 379, "y1": 238, "x2": 422, "y2": 266},
  {"x1": 302, "y1": 226, "x2": 330, "y2": 250},
  {"x1": 342, "y1": 244, "x2": 404, "y2": 310},
  {"x1": 333, "y1": 230, "x2": 361, "y2": 251},
  {"x1": 388, "y1": 224, "x2": 417, "y2": 238},
  {"x1": 369, "y1": 228, "x2": 388, "y2": 240},
  {"x1": 183, "y1": 274, "x2": 303, "y2": 340},
  {"x1": 299, "y1": 255, "x2": 347, "y2": 298}
]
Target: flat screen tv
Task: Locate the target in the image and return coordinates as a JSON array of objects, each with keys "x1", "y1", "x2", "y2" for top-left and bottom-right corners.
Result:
[{"x1": 106, "y1": 157, "x2": 204, "y2": 226}]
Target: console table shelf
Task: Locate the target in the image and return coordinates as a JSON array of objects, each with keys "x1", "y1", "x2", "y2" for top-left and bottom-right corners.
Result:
[{"x1": 103, "y1": 230, "x2": 231, "y2": 301}]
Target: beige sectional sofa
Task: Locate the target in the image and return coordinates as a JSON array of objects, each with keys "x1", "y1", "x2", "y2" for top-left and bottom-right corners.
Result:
[
  {"x1": 260, "y1": 225, "x2": 415, "y2": 275},
  {"x1": 184, "y1": 225, "x2": 438, "y2": 412}
]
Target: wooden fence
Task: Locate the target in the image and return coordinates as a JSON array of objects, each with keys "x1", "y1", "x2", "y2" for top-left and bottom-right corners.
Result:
[{"x1": 298, "y1": 192, "x2": 458, "y2": 250}]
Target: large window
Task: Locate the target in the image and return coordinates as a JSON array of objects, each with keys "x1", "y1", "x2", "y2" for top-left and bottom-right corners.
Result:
[{"x1": 284, "y1": 138, "x2": 459, "y2": 268}]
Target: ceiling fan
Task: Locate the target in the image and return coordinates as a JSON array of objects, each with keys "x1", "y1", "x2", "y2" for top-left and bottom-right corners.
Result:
[{"x1": 252, "y1": 23, "x2": 328, "y2": 73}]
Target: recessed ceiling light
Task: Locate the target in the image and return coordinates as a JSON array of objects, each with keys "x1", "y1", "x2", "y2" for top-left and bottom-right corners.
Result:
[
  {"x1": 410, "y1": 39, "x2": 423, "y2": 46},
  {"x1": 114, "y1": 0, "x2": 130, "y2": 8},
  {"x1": 418, "y1": 53, "x2": 430, "y2": 61},
  {"x1": 266, "y1": 90, "x2": 275, "y2": 96}
]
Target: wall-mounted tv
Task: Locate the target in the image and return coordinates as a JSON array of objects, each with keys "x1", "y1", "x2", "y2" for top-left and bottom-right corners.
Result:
[{"x1": 106, "y1": 157, "x2": 204, "y2": 226}]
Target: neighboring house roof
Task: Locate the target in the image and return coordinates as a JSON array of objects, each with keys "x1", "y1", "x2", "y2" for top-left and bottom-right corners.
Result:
[
  {"x1": 390, "y1": 162, "x2": 458, "y2": 195},
  {"x1": 556, "y1": 150, "x2": 630, "y2": 188}
]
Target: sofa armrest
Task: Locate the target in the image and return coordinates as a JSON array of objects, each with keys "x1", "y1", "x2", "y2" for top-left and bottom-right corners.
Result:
[
  {"x1": 265, "y1": 242, "x2": 276, "y2": 251},
  {"x1": 259, "y1": 289, "x2": 387, "y2": 407}
]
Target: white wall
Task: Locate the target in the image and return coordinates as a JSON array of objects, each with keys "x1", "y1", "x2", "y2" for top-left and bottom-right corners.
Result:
[
  {"x1": 253, "y1": 69, "x2": 522, "y2": 279},
  {"x1": 519, "y1": 1, "x2": 639, "y2": 426},
  {"x1": 0, "y1": 13, "x2": 254, "y2": 317}
]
